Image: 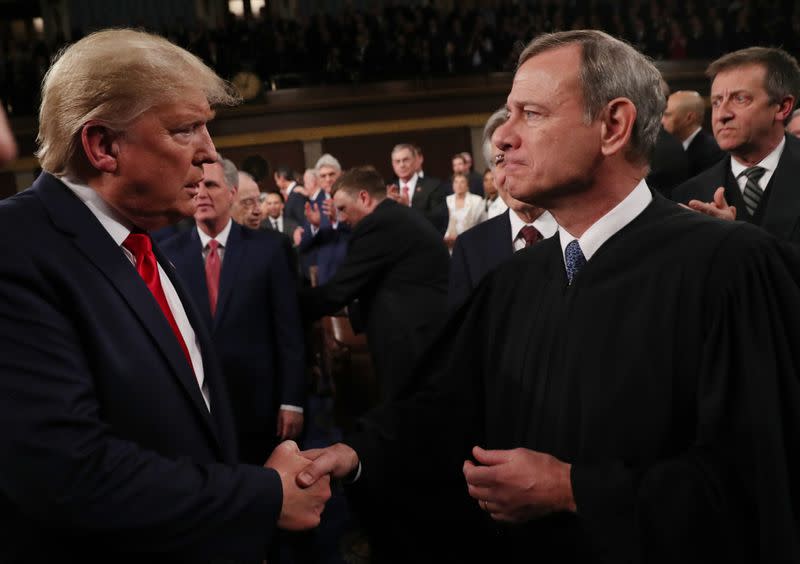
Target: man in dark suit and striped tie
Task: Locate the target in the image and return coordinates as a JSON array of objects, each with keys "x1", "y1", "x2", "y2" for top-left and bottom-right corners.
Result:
[{"x1": 674, "y1": 47, "x2": 800, "y2": 243}]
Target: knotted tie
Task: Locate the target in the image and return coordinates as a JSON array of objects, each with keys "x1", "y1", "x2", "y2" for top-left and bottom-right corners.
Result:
[
  {"x1": 564, "y1": 239, "x2": 587, "y2": 285},
  {"x1": 271, "y1": 218, "x2": 279, "y2": 231},
  {"x1": 205, "y1": 239, "x2": 221, "y2": 317},
  {"x1": 123, "y1": 233, "x2": 193, "y2": 367},
  {"x1": 739, "y1": 166, "x2": 766, "y2": 216},
  {"x1": 519, "y1": 225, "x2": 542, "y2": 248},
  {"x1": 401, "y1": 184, "x2": 411, "y2": 205}
]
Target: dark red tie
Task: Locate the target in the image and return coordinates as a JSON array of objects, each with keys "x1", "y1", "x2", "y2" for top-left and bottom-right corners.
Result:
[
  {"x1": 519, "y1": 225, "x2": 542, "y2": 247},
  {"x1": 123, "y1": 233, "x2": 193, "y2": 368},
  {"x1": 205, "y1": 240, "x2": 221, "y2": 316}
]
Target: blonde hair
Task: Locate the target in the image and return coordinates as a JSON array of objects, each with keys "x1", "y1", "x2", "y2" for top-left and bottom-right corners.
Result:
[{"x1": 37, "y1": 28, "x2": 240, "y2": 174}]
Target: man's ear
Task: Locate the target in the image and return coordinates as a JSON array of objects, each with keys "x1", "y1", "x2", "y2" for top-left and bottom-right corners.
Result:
[
  {"x1": 775, "y1": 95, "x2": 795, "y2": 123},
  {"x1": 80, "y1": 121, "x2": 121, "y2": 173},
  {"x1": 600, "y1": 97, "x2": 637, "y2": 157}
]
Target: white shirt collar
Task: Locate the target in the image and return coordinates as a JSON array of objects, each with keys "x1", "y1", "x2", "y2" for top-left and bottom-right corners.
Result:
[
  {"x1": 197, "y1": 218, "x2": 233, "y2": 249},
  {"x1": 558, "y1": 179, "x2": 652, "y2": 262},
  {"x1": 508, "y1": 208, "x2": 559, "y2": 242},
  {"x1": 682, "y1": 126, "x2": 703, "y2": 150},
  {"x1": 399, "y1": 173, "x2": 418, "y2": 189},
  {"x1": 60, "y1": 175, "x2": 134, "y2": 247},
  {"x1": 730, "y1": 136, "x2": 785, "y2": 187},
  {"x1": 286, "y1": 181, "x2": 297, "y2": 195}
]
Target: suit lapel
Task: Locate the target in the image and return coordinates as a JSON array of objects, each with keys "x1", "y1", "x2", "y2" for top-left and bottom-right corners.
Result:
[
  {"x1": 35, "y1": 175, "x2": 220, "y2": 445},
  {"x1": 495, "y1": 211, "x2": 515, "y2": 256},
  {"x1": 215, "y1": 222, "x2": 244, "y2": 327},
  {"x1": 761, "y1": 135, "x2": 800, "y2": 240},
  {"x1": 172, "y1": 229, "x2": 213, "y2": 330}
]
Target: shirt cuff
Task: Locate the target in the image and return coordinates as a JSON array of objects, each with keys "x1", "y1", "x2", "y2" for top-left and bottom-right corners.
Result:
[{"x1": 279, "y1": 404, "x2": 304, "y2": 414}]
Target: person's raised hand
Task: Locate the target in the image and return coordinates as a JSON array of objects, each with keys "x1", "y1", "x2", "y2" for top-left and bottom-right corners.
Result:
[
  {"x1": 304, "y1": 202, "x2": 322, "y2": 227},
  {"x1": 683, "y1": 187, "x2": 736, "y2": 221}
]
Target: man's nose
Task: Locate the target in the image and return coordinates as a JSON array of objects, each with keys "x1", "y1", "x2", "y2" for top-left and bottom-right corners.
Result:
[{"x1": 194, "y1": 125, "x2": 217, "y2": 166}]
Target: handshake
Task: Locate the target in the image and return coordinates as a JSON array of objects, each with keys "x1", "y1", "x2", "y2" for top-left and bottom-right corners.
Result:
[{"x1": 265, "y1": 441, "x2": 359, "y2": 530}]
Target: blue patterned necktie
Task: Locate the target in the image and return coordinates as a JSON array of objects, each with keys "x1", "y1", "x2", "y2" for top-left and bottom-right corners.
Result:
[{"x1": 565, "y1": 239, "x2": 586, "y2": 285}]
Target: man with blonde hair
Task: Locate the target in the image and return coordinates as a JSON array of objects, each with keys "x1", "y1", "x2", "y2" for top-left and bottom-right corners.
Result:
[{"x1": 0, "y1": 29, "x2": 328, "y2": 563}]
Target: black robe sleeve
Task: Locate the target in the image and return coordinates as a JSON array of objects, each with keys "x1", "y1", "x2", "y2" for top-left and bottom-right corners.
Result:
[{"x1": 571, "y1": 228, "x2": 800, "y2": 563}]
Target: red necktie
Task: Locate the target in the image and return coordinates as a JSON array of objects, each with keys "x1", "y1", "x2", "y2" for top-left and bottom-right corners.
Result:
[
  {"x1": 401, "y1": 184, "x2": 411, "y2": 205},
  {"x1": 205, "y1": 239, "x2": 221, "y2": 317},
  {"x1": 123, "y1": 233, "x2": 193, "y2": 368},
  {"x1": 519, "y1": 225, "x2": 542, "y2": 248}
]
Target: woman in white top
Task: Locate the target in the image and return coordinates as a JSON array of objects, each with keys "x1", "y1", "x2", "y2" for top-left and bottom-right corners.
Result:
[
  {"x1": 444, "y1": 172, "x2": 486, "y2": 251},
  {"x1": 483, "y1": 168, "x2": 508, "y2": 219}
]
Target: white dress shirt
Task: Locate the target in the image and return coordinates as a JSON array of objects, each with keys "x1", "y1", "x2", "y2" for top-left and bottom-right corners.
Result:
[
  {"x1": 486, "y1": 196, "x2": 508, "y2": 219},
  {"x1": 682, "y1": 126, "x2": 703, "y2": 151},
  {"x1": 399, "y1": 173, "x2": 419, "y2": 206},
  {"x1": 509, "y1": 209, "x2": 559, "y2": 252},
  {"x1": 558, "y1": 179, "x2": 652, "y2": 266},
  {"x1": 61, "y1": 176, "x2": 209, "y2": 410},
  {"x1": 730, "y1": 136, "x2": 785, "y2": 196}
]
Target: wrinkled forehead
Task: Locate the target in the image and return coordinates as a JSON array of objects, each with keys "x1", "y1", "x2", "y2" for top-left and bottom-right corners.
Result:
[
  {"x1": 711, "y1": 64, "x2": 767, "y2": 94},
  {"x1": 237, "y1": 180, "x2": 260, "y2": 199}
]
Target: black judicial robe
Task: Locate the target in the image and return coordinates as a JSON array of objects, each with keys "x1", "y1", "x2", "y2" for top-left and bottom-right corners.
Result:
[{"x1": 346, "y1": 194, "x2": 800, "y2": 564}]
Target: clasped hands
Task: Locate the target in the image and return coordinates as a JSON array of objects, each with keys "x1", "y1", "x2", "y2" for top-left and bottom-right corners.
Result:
[{"x1": 292, "y1": 443, "x2": 576, "y2": 524}]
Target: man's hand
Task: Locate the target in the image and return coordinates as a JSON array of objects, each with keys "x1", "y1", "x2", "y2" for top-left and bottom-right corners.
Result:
[
  {"x1": 321, "y1": 198, "x2": 336, "y2": 222},
  {"x1": 265, "y1": 440, "x2": 330, "y2": 530},
  {"x1": 386, "y1": 184, "x2": 410, "y2": 206},
  {"x1": 684, "y1": 187, "x2": 737, "y2": 221},
  {"x1": 277, "y1": 409, "x2": 304, "y2": 440},
  {"x1": 463, "y1": 446, "x2": 575, "y2": 523},
  {"x1": 304, "y1": 202, "x2": 322, "y2": 227},
  {"x1": 296, "y1": 443, "x2": 359, "y2": 486},
  {"x1": 292, "y1": 226, "x2": 304, "y2": 247}
]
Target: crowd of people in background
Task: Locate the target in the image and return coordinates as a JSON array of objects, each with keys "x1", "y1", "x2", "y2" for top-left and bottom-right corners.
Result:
[
  {"x1": 5, "y1": 4, "x2": 800, "y2": 562},
  {"x1": 1, "y1": 0, "x2": 796, "y2": 115}
]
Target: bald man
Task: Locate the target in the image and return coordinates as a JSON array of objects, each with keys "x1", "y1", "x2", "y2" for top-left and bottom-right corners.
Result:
[
  {"x1": 662, "y1": 90, "x2": 725, "y2": 176},
  {"x1": 233, "y1": 171, "x2": 263, "y2": 229}
]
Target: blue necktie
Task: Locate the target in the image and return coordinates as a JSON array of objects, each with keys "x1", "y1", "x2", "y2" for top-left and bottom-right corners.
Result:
[{"x1": 565, "y1": 240, "x2": 586, "y2": 285}]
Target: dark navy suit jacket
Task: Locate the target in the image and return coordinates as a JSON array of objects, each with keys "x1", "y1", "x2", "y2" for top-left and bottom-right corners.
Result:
[
  {"x1": 0, "y1": 173, "x2": 281, "y2": 563},
  {"x1": 298, "y1": 211, "x2": 351, "y2": 286},
  {"x1": 161, "y1": 222, "x2": 306, "y2": 435},
  {"x1": 448, "y1": 209, "x2": 514, "y2": 310}
]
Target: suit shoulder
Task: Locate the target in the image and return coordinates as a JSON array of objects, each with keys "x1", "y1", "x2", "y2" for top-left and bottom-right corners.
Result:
[
  {"x1": 673, "y1": 158, "x2": 728, "y2": 203},
  {"x1": 458, "y1": 213, "x2": 506, "y2": 245},
  {"x1": 159, "y1": 228, "x2": 194, "y2": 253},
  {"x1": 0, "y1": 188, "x2": 50, "y2": 241}
]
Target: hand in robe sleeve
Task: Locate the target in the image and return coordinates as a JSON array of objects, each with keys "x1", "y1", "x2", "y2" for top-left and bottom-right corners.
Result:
[{"x1": 571, "y1": 228, "x2": 800, "y2": 564}]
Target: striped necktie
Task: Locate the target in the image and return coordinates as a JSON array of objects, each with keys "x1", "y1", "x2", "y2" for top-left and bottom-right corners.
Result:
[{"x1": 739, "y1": 166, "x2": 766, "y2": 216}]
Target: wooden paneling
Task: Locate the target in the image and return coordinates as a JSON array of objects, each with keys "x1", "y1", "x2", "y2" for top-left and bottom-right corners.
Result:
[
  {"x1": 322, "y1": 127, "x2": 473, "y2": 182},
  {"x1": 0, "y1": 171, "x2": 17, "y2": 199},
  {"x1": 214, "y1": 141, "x2": 306, "y2": 190}
]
